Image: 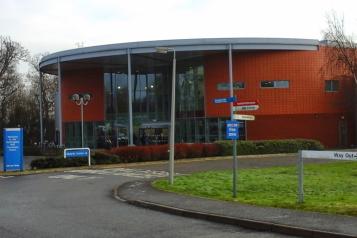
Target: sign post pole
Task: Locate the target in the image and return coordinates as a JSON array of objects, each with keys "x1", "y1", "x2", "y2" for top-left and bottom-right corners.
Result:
[
  {"x1": 227, "y1": 44, "x2": 238, "y2": 198},
  {"x1": 297, "y1": 150, "x2": 304, "y2": 203}
]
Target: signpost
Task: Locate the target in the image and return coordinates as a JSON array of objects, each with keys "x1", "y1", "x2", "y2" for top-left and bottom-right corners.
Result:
[
  {"x1": 64, "y1": 148, "x2": 91, "y2": 166},
  {"x1": 233, "y1": 114, "x2": 255, "y2": 121},
  {"x1": 233, "y1": 101, "x2": 259, "y2": 112},
  {"x1": 215, "y1": 97, "x2": 260, "y2": 198},
  {"x1": 3, "y1": 128, "x2": 24, "y2": 172},
  {"x1": 213, "y1": 96, "x2": 237, "y2": 104},
  {"x1": 226, "y1": 120, "x2": 239, "y2": 140},
  {"x1": 214, "y1": 96, "x2": 239, "y2": 197},
  {"x1": 297, "y1": 150, "x2": 357, "y2": 203}
]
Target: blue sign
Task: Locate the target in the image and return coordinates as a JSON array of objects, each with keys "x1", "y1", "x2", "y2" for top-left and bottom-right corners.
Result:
[
  {"x1": 3, "y1": 128, "x2": 24, "y2": 172},
  {"x1": 214, "y1": 96, "x2": 237, "y2": 104},
  {"x1": 64, "y1": 148, "x2": 90, "y2": 158},
  {"x1": 226, "y1": 121, "x2": 239, "y2": 140}
]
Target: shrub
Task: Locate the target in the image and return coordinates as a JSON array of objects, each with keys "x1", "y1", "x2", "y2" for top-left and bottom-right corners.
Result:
[
  {"x1": 214, "y1": 139, "x2": 324, "y2": 156},
  {"x1": 187, "y1": 143, "x2": 205, "y2": 158},
  {"x1": 174, "y1": 143, "x2": 189, "y2": 159},
  {"x1": 30, "y1": 140, "x2": 324, "y2": 169},
  {"x1": 30, "y1": 157, "x2": 87, "y2": 169},
  {"x1": 151, "y1": 145, "x2": 169, "y2": 160},
  {"x1": 110, "y1": 146, "x2": 154, "y2": 163},
  {"x1": 92, "y1": 150, "x2": 121, "y2": 164},
  {"x1": 203, "y1": 143, "x2": 221, "y2": 157}
]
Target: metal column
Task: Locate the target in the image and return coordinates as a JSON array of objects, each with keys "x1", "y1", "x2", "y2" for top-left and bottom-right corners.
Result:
[
  {"x1": 127, "y1": 49, "x2": 134, "y2": 146},
  {"x1": 229, "y1": 44, "x2": 238, "y2": 198},
  {"x1": 169, "y1": 49, "x2": 176, "y2": 185},
  {"x1": 298, "y1": 150, "x2": 304, "y2": 203},
  {"x1": 39, "y1": 71, "x2": 44, "y2": 149},
  {"x1": 57, "y1": 58, "x2": 63, "y2": 147}
]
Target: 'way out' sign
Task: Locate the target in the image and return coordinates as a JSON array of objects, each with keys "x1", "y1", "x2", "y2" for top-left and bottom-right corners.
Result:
[
  {"x1": 297, "y1": 150, "x2": 357, "y2": 203},
  {"x1": 301, "y1": 150, "x2": 357, "y2": 161}
]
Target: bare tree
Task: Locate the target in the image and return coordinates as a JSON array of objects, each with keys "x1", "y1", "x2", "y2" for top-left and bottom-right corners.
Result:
[
  {"x1": 323, "y1": 12, "x2": 357, "y2": 82},
  {"x1": 27, "y1": 53, "x2": 57, "y2": 144},
  {"x1": 6, "y1": 83, "x2": 39, "y2": 145},
  {"x1": 323, "y1": 12, "x2": 357, "y2": 145},
  {"x1": 0, "y1": 36, "x2": 28, "y2": 129}
]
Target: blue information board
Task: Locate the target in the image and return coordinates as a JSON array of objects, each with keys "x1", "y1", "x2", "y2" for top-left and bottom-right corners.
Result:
[
  {"x1": 214, "y1": 96, "x2": 237, "y2": 104},
  {"x1": 64, "y1": 148, "x2": 91, "y2": 166},
  {"x1": 3, "y1": 128, "x2": 24, "y2": 172},
  {"x1": 226, "y1": 121, "x2": 239, "y2": 140},
  {"x1": 64, "y1": 148, "x2": 90, "y2": 159}
]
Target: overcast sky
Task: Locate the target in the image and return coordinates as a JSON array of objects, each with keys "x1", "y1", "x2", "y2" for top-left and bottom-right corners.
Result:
[{"x1": 1, "y1": 0, "x2": 357, "y2": 71}]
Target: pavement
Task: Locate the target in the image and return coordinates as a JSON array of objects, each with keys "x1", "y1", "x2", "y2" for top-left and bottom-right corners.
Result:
[{"x1": 115, "y1": 175, "x2": 357, "y2": 238}]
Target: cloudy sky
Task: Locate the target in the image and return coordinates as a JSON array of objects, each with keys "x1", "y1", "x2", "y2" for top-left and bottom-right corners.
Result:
[{"x1": 1, "y1": 0, "x2": 357, "y2": 59}]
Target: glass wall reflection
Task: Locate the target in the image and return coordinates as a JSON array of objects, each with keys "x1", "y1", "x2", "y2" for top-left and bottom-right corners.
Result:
[{"x1": 64, "y1": 53, "x2": 246, "y2": 148}]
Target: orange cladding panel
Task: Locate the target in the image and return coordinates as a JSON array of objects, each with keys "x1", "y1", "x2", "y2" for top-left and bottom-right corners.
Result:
[
  {"x1": 61, "y1": 69, "x2": 104, "y2": 122},
  {"x1": 246, "y1": 114, "x2": 354, "y2": 148},
  {"x1": 204, "y1": 49, "x2": 354, "y2": 117}
]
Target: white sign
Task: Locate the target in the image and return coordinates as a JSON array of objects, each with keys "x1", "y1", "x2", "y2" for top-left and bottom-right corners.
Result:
[
  {"x1": 297, "y1": 150, "x2": 357, "y2": 204},
  {"x1": 301, "y1": 150, "x2": 357, "y2": 161},
  {"x1": 233, "y1": 105, "x2": 259, "y2": 111},
  {"x1": 233, "y1": 114, "x2": 255, "y2": 121}
]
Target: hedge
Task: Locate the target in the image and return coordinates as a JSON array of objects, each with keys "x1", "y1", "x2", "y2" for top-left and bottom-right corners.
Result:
[
  {"x1": 214, "y1": 139, "x2": 324, "y2": 156},
  {"x1": 30, "y1": 150, "x2": 121, "y2": 169},
  {"x1": 30, "y1": 157, "x2": 88, "y2": 169},
  {"x1": 109, "y1": 143, "x2": 221, "y2": 163},
  {"x1": 29, "y1": 139, "x2": 323, "y2": 169},
  {"x1": 30, "y1": 143, "x2": 220, "y2": 169}
]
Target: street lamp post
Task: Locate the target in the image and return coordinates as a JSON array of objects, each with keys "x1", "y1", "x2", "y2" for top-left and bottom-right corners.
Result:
[
  {"x1": 156, "y1": 47, "x2": 176, "y2": 185},
  {"x1": 39, "y1": 72, "x2": 44, "y2": 150},
  {"x1": 70, "y1": 93, "x2": 91, "y2": 148}
]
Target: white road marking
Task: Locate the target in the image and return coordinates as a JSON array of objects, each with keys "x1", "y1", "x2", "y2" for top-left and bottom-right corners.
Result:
[
  {"x1": 0, "y1": 176, "x2": 14, "y2": 179},
  {"x1": 67, "y1": 168, "x2": 171, "y2": 179},
  {"x1": 48, "y1": 174, "x2": 102, "y2": 180}
]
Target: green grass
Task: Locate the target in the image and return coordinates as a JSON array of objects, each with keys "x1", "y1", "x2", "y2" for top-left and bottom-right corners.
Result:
[{"x1": 153, "y1": 162, "x2": 357, "y2": 216}]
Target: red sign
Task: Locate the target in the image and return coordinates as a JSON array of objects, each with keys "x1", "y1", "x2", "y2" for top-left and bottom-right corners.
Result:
[{"x1": 233, "y1": 100, "x2": 259, "y2": 107}]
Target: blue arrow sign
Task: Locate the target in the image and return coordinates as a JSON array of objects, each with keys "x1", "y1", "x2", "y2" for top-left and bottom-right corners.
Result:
[
  {"x1": 214, "y1": 96, "x2": 237, "y2": 104},
  {"x1": 64, "y1": 148, "x2": 90, "y2": 158}
]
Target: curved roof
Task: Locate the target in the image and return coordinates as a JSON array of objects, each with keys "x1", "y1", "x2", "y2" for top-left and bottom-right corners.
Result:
[{"x1": 40, "y1": 38, "x2": 320, "y2": 72}]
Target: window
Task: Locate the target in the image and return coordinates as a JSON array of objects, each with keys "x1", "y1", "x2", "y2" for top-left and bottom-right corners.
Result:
[
  {"x1": 217, "y1": 82, "x2": 245, "y2": 90},
  {"x1": 261, "y1": 80, "x2": 289, "y2": 88},
  {"x1": 325, "y1": 80, "x2": 339, "y2": 92}
]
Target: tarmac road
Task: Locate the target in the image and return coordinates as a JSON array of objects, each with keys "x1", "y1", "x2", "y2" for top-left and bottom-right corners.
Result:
[{"x1": 0, "y1": 156, "x2": 300, "y2": 238}]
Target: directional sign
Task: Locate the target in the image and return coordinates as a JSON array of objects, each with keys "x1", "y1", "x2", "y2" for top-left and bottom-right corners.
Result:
[
  {"x1": 301, "y1": 150, "x2": 357, "y2": 161},
  {"x1": 64, "y1": 148, "x2": 91, "y2": 166},
  {"x1": 226, "y1": 120, "x2": 239, "y2": 140},
  {"x1": 64, "y1": 148, "x2": 90, "y2": 158},
  {"x1": 233, "y1": 100, "x2": 258, "y2": 106},
  {"x1": 214, "y1": 96, "x2": 237, "y2": 104},
  {"x1": 233, "y1": 100, "x2": 259, "y2": 111},
  {"x1": 233, "y1": 114, "x2": 255, "y2": 121},
  {"x1": 233, "y1": 105, "x2": 259, "y2": 111},
  {"x1": 3, "y1": 128, "x2": 24, "y2": 172}
]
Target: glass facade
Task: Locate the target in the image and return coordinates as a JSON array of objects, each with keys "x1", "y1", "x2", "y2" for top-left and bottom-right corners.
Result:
[
  {"x1": 325, "y1": 80, "x2": 339, "y2": 92},
  {"x1": 261, "y1": 80, "x2": 289, "y2": 88},
  {"x1": 64, "y1": 53, "x2": 246, "y2": 148}
]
